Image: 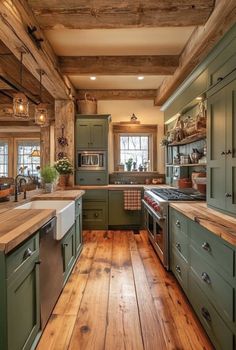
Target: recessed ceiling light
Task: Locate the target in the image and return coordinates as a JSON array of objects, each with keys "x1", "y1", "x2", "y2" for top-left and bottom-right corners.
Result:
[
  {"x1": 90, "y1": 76, "x2": 96, "y2": 80},
  {"x1": 138, "y1": 76, "x2": 144, "y2": 80}
]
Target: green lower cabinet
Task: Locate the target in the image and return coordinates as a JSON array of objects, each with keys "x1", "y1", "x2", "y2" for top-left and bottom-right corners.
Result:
[
  {"x1": 108, "y1": 190, "x2": 142, "y2": 228},
  {"x1": 62, "y1": 224, "x2": 76, "y2": 283},
  {"x1": 82, "y1": 190, "x2": 108, "y2": 230},
  {"x1": 7, "y1": 259, "x2": 40, "y2": 350},
  {"x1": 171, "y1": 248, "x2": 188, "y2": 293},
  {"x1": 75, "y1": 215, "x2": 82, "y2": 257}
]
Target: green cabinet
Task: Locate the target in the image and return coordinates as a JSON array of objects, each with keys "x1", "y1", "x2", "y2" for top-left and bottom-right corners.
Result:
[
  {"x1": 82, "y1": 190, "x2": 108, "y2": 230},
  {"x1": 75, "y1": 198, "x2": 83, "y2": 257},
  {"x1": 62, "y1": 224, "x2": 76, "y2": 283},
  {"x1": 75, "y1": 170, "x2": 108, "y2": 186},
  {"x1": 207, "y1": 77, "x2": 236, "y2": 216},
  {"x1": 169, "y1": 207, "x2": 236, "y2": 350},
  {"x1": 108, "y1": 190, "x2": 143, "y2": 229},
  {"x1": 0, "y1": 233, "x2": 40, "y2": 350},
  {"x1": 75, "y1": 115, "x2": 110, "y2": 149}
]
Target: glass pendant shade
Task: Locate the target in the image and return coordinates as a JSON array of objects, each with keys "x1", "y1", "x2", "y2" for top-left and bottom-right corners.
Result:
[
  {"x1": 30, "y1": 149, "x2": 40, "y2": 157},
  {"x1": 35, "y1": 103, "x2": 49, "y2": 127},
  {"x1": 13, "y1": 92, "x2": 29, "y2": 119}
]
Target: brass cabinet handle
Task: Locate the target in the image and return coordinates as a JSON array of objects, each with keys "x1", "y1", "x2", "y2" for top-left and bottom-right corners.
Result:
[
  {"x1": 201, "y1": 272, "x2": 211, "y2": 284},
  {"x1": 23, "y1": 248, "x2": 33, "y2": 260},
  {"x1": 201, "y1": 242, "x2": 211, "y2": 252},
  {"x1": 201, "y1": 307, "x2": 211, "y2": 322},
  {"x1": 175, "y1": 265, "x2": 181, "y2": 274},
  {"x1": 176, "y1": 220, "x2": 181, "y2": 228}
]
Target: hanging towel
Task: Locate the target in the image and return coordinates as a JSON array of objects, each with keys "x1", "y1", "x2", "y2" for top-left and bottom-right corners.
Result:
[{"x1": 123, "y1": 190, "x2": 142, "y2": 210}]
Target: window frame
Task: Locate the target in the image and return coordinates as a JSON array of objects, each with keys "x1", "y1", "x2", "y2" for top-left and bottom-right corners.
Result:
[
  {"x1": 14, "y1": 138, "x2": 41, "y2": 176},
  {"x1": 113, "y1": 124, "x2": 158, "y2": 171},
  {"x1": 0, "y1": 139, "x2": 9, "y2": 177}
]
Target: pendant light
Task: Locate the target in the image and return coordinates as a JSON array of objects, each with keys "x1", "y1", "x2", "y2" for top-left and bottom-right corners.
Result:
[
  {"x1": 13, "y1": 50, "x2": 29, "y2": 119},
  {"x1": 35, "y1": 69, "x2": 49, "y2": 127}
]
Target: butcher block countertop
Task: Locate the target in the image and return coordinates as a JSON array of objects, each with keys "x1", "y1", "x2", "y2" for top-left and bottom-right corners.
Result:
[
  {"x1": 170, "y1": 202, "x2": 236, "y2": 247},
  {"x1": 74, "y1": 184, "x2": 168, "y2": 190},
  {"x1": 0, "y1": 209, "x2": 56, "y2": 253},
  {"x1": 32, "y1": 190, "x2": 85, "y2": 201}
]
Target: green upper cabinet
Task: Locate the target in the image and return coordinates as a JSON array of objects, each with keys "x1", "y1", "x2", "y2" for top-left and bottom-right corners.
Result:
[
  {"x1": 207, "y1": 78, "x2": 236, "y2": 215},
  {"x1": 75, "y1": 115, "x2": 110, "y2": 150}
]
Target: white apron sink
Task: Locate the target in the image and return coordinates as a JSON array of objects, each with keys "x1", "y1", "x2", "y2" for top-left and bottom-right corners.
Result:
[{"x1": 15, "y1": 200, "x2": 75, "y2": 240}]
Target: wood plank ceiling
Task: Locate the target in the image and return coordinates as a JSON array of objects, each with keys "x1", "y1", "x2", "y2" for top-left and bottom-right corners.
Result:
[{"x1": 26, "y1": 0, "x2": 217, "y2": 104}]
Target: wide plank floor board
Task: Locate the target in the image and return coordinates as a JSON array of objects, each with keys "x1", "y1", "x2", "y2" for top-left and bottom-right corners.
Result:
[{"x1": 37, "y1": 230, "x2": 213, "y2": 350}]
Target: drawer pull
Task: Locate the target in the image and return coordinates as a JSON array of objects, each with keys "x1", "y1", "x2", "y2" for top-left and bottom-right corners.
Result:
[
  {"x1": 79, "y1": 178, "x2": 84, "y2": 181},
  {"x1": 96, "y1": 178, "x2": 101, "y2": 181},
  {"x1": 175, "y1": 265, "x2": 181, "y2": 274},
  {"x1": 225, "y1": 193, "x2": 232, "y2": 198},
  {"x1": 64, "y1": 243, "x2": 69, "y2": 247},
  {"x1": 35, "y1": 260, "x2": 41, "y2": 265},
  {"x1": 217, "y1": 77, "x2": 223, "y2": 82},
  {"x1": 175, "y1": 243, "x2": 181, "y2": 251},
  {"x1": 201, "y1": 307, "x2": 211, "y2": 322},
  {"x1": 23, "y1": 248, "x2": 33, "y2": 260},
  {"x1": 94, "y1": 213, "x2": 99, "y2": 218},
  {"x1": 201, "y1": 272, "x2": 211, "y2": 284},
  {"x1": 201, "y1": 242, "x2": 211, "y2": 252},
  {"x1": 176, "y1": 220, "x2": 181, "y2": 228},
  {"x1": 226, "y1": 149, "x2": 232, "y2": 155},
  {"x1": 221, "y1": 151, "x2": 225, "y2": 155}
]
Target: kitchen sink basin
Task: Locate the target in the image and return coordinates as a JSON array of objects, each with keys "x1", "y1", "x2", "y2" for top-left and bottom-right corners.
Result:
[{"x1": 15, "y1": 200, "x2": 75, "y2": 240}]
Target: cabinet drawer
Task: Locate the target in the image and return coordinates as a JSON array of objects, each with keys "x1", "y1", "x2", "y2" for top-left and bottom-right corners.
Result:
[
  {"x1": 190, "y1": 221, "x2": 235, "y2": 278},
  {"x1": 189, "y1": 271, "x2": 234, "y2": 350},
  {"x1": 83, "y1": 189, "x2": 108, "y2": 201},
  {"x1": 171, "y1": 225, "x2": 189, "y2": 262},
  {"x1": 171, "y1": 250, "x2": 188, "y2": 292},
  {"x1": 75, "y1": 198, "x2": 82, "y2": 217},
  {"x1": 83, "y1": 202, "x2": 108, "y2": 229},
  {"x1": 208, "y1": 37, "x2": 236, "y2": 87},
  {"x1": 170, "y1": 208, "x2": 188, "y2": 237},
  {"x1": 6, "y1": 234, "x2": 39, "y2": 279},
  {"x1": 76, "y1": 171, "x2": 108, "y2": 185},
  {"x1": 190, "y1": 245, "x2": 234, "y2": 323}
]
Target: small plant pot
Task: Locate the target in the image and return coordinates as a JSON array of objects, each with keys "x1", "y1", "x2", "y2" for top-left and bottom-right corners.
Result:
[{"x1": 44, "y1": 183, "x2": 54, "y2": 193}]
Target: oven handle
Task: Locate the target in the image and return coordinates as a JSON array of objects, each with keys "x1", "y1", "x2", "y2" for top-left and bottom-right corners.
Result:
[{"x1": 142, "y1": 200, "x2": 166, "y2": 222}]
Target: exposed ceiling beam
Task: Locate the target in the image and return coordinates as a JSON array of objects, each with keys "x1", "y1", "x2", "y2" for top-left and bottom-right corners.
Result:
[
  {"x1": 0, "y1": 0, "x2": 74, "y2": 99},
  {"x1": 27, "y1": 0, "x2": 214, "y2": 29},
  {"x1": 59, "y1": 56, "x2": 179, "y2": 76},
  {"x1": 155, "y1": 0, "x2": 236, "y2": 106},
  {"x1": 77, "y1": 89, "x2": 157, "y2": 100}
]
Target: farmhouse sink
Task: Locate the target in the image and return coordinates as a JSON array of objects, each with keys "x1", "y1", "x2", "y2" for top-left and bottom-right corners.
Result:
[{"x1": 15, "y1": 200, "x2": 75, "y2": 240}]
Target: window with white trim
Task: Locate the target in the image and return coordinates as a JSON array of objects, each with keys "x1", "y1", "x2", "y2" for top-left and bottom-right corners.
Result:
[{"x1": 17, "y1": 140, "x2": 40, "y2": 176}]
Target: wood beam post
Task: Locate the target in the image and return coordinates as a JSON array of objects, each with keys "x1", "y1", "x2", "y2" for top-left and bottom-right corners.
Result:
[{"x1": 155, "y1": 0, "x2": 236, "y2": 105}]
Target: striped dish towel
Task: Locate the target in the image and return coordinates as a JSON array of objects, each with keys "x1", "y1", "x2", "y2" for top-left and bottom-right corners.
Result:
[{"x1": 124, "y1": 190, "x2": 142, "y2": 210}]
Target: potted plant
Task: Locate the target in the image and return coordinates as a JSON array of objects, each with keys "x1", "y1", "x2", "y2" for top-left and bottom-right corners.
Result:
[
  {"x1": 125, "y1": 158, "x2": 133, "y2": 171},
  {"x1": 40, "y1": 165, "x2": 58, "y2": 193},
  {"x1": 54, "y1": 157, "x2": 73, "y2": 187}
]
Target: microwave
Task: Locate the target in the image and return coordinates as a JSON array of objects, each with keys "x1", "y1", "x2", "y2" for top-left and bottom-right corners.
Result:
[{"x1": 77, "y1": 151, "x2": 106, "y2": 170}]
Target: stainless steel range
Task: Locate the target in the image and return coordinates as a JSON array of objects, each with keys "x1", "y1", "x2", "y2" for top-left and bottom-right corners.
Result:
[{"x1": 143, "y1": 187, "x2": 205, "y2": 270}]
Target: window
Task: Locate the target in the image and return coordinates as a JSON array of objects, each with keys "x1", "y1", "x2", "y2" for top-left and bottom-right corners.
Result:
[
  {"x1": 17, "y1": 140, "x2": 40, "y2": 176},
  {"x1": 0, "y1": 140, "x2": 8, "y2": 177},
  {"x1": 113, "y1": 124, "x2": 157, "y2": 171}
]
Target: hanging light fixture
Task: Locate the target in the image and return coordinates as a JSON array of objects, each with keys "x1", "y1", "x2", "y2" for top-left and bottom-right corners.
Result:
[
  {"x1": 13, "y1": 49, "x2": 29, "y2": 119},
  {"x1": 35, "y1": 69, "x2": 49, "y2": 127}
]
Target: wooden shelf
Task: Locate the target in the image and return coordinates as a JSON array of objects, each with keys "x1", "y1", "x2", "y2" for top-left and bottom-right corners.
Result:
[
  {"x1": 168, "y1": 132, "x2": 206, "y2": 146},
  {"x1": 166, "y1": 163, "x2": 206, "y2": 167}
]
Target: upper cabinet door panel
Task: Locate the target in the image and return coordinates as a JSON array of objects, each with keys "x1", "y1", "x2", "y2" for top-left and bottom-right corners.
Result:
[
  {"x1": 76, "y1": 119, "x2": 91, "y2": 148},
  {"x1": 90, "y1": 120, "x2": 107, "y2": 149}
]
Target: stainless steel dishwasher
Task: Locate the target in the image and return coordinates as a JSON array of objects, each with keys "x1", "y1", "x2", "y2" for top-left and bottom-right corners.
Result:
[{"x1": 39, "y1": 217, "x2": 63, "y2": 329}]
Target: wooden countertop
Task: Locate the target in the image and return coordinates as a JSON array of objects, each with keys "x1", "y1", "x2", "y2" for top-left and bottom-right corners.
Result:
[
  {"x1": 170, "y1": 202, "x2": 236, "y2": 247},
  {"x1": 32, "y1": 190, "x2": 85, "y2": 201},
  {"x1": 0, "y1": 209, "x2": 56, "y2": 253},
  {"x1": 73, "y1": 184, "x2": 168, "y2": 190},
  {"x1": 0, "y1": 190, "x2": 41, "y2": 214}
]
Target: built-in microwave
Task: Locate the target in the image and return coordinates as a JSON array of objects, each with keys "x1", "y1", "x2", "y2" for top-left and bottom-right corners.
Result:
[{"x1": 77, "y1": 151, "x2": 106, "y2": 170}]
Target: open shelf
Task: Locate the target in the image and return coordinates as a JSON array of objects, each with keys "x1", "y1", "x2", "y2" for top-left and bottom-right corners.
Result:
[{"x1": 167, "y1": 131, "x2": 206, "y2": 146}]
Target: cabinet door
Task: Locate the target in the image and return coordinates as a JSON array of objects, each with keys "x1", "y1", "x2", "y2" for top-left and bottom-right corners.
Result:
[
  {"x1": 62, "y1": 225, "x2": 76, "y2": 282},
  {"x1": 76, "y1": 119, "x2": 91, "y2": 148},
  {"x1": 90, "y1": 120, "x2": 107, "y2": 149},
  {"x1": 225, "y1": 79, "x2": 236, "y2": 213},
  {"x1": 108, "y1": 191, "x2": 142, "y2": 227},
  {"x1": 7, "y1": 258, "x2": 40, "y2": 350},
  {"x1": 207, "y1": 87, "x2": 226, "y2": 210},
  {"x1": 75, "y1": 214, "x2": 82, "y2": 257},
  {"x1": 83, "y1": 201, "x2": 108, "y2": 230}
]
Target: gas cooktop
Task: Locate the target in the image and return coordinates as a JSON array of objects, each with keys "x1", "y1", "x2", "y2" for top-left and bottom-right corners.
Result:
[{"x1": 150, "y1": 188, "x2": 206, "y2": 201}]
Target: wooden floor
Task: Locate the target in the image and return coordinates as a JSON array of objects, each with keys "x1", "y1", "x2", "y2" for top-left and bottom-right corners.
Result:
[{"x1": 37, "y1": 230, "x2": 213, "y2": 350}]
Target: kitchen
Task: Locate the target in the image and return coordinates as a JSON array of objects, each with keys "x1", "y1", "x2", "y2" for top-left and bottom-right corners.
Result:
[{"x1": 0, "y1": 1, "x2": 235, "y2": 350}]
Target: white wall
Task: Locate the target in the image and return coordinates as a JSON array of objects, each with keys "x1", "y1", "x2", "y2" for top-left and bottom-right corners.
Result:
[{"x1": 98, "y1": 100, "x2": 165, "y2": 173}]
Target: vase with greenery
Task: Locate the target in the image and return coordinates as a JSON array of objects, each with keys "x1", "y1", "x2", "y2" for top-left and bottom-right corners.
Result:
[
  {"x1": 54, "y1": 157, "x2": 73, "y2": 187},
  {"x1": 40, "y1": 165, "x2": 58, "y2": 193},
  {"x1": 125, "y1": 158, "x2": 133, "y2": 171}
]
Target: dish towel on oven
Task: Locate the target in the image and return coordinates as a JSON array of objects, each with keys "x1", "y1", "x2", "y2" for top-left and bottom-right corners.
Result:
[{"x1": 123, "y1": 190, "x2": 142, "y2": 210}]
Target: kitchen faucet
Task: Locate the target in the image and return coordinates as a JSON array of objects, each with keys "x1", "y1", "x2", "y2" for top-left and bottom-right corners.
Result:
[{"x1": 14, "y1": 174, "x2": 32, "y2": 202}]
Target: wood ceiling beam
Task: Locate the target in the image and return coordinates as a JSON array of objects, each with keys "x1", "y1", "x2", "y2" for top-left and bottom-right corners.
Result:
[
  {"x1": 0, "y1": 0, "x2": 74, "y2": 100},
  {"x1": 77, "y1": 89, "x2": 157, "y2": 100},
  {"x1": 155, "y1": 0, "x2": 236, "y2": 106},
  {"x1": 27, "y1": 0, "x2": 214, "y2": 29},
  {"x1": 59, "y1": 56, "x2": 179, "y2": 75}
]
